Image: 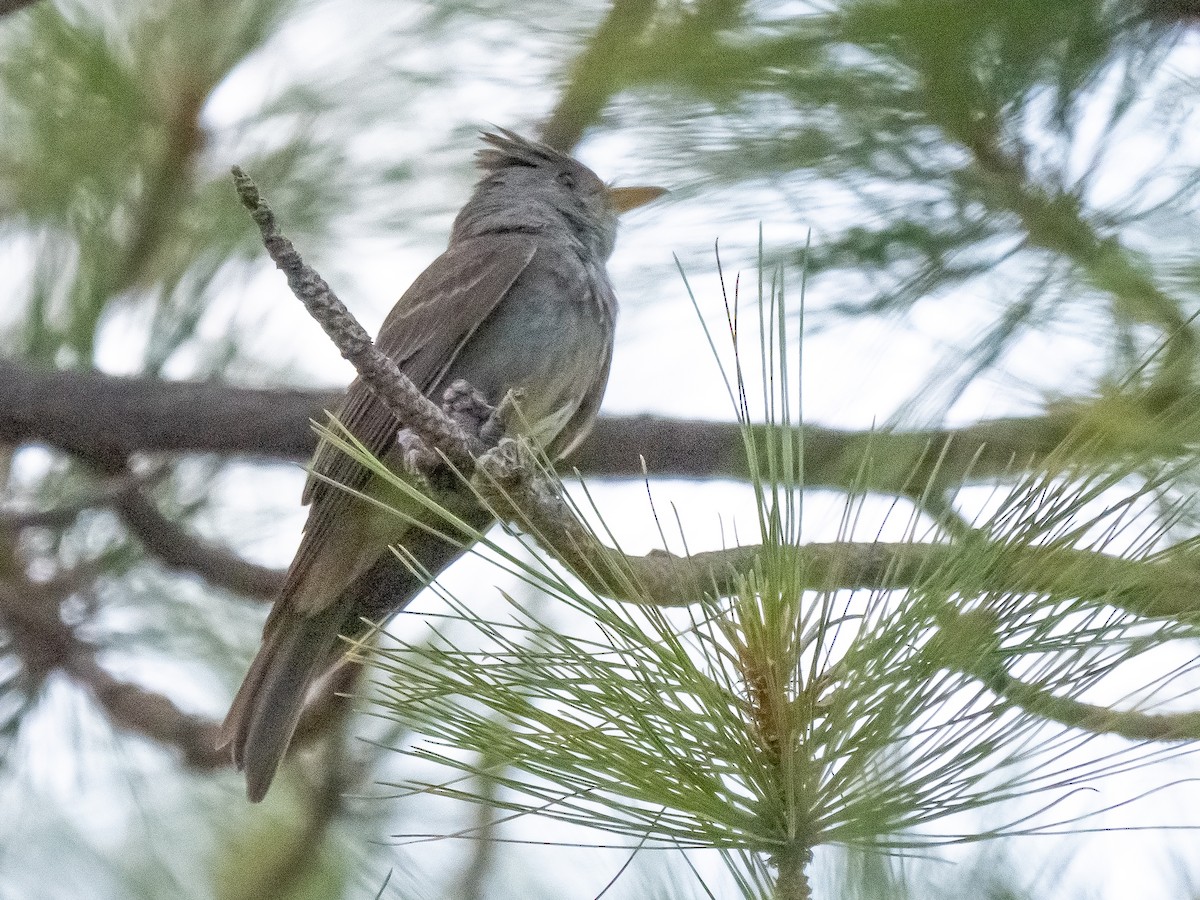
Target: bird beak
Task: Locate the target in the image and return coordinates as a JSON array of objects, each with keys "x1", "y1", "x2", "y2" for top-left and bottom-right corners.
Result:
[{"x1": 607, "y1": 185, "x2": 667, "y2": 214}]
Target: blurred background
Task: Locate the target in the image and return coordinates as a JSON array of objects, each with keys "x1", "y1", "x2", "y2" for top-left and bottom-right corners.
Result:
[{"x1": 2, "y1": 0, "x2": 1200, "y2": 897}]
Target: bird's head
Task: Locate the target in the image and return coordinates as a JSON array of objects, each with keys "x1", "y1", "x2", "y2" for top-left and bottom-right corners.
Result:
[{"x1": 452, "y1": 129, "x2": 665, "y2": 260}]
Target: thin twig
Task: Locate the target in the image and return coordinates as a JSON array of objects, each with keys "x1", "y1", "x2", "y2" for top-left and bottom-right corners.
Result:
[
  {"x1": 0, "y1": 469, "x2": 162, "y2": 532},
  {"x1": 0, "y1": 551, "x2": 347, "y2": 769},
  {"x1": 948, "y1": 622, "x2": 1200, "y2": 741},
  {"x1": 994, "y1": 666, "x2": 1200, "y2": 740},
  {"x1": 66, "y1": 651, "x2": 230, "y2": 769},
  {"x1": 0, "y1": 571, "x2": 228, "y2": 767}
]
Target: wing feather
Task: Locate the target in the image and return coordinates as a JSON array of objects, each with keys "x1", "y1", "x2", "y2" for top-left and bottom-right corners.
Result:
[{"x1": 278, "y1": 235, "x2": 538, "y2": 617}]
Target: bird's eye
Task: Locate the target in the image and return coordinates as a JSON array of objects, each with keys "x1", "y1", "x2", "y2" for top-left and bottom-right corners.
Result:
[{"x1": 557, "y1": 171, "x2": 576, "y2": 189}]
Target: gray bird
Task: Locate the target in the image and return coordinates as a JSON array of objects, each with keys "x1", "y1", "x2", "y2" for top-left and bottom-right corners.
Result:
[{"x1": 218, "y1": 129, "x2": 663, "y2": 801}]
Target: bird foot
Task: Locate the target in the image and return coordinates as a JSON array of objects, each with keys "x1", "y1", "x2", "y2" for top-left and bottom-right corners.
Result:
[
  {"x1": 395, "y1": 428, "x2": 437, "y2": 488},
  {"x1": 441, "y1": 380, "x2": 520, "y2": 448},
  {"x1": 398, "y1": 380, "x2": 523, "y2": 485}
]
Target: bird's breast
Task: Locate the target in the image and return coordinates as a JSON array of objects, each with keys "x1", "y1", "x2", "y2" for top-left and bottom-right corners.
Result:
[{"x1": 436, "y1": 247, "x2": 615, "y2": 449}]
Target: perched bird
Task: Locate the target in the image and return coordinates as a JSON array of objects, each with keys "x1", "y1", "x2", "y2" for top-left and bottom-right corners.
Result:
[{"x1": 218, "y1": 129, "x2": 664, "y2": 801}]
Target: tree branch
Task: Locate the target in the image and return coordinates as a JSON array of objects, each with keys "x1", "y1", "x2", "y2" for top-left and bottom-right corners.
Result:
[
  {"x1": 5, "y1": 358, "x2": 1190, "y2": 493},
  {"x1": 990, "y1": 666, "x2": 1200, "y2": 742},
  {"x1": 231, "y1": 167, "x2": 479, "y2": 469},
  {"x1": 540, "y1": 0, "x2": 659, "y2": 153},
  {"x1": 0, "y1": 359, "x2": 333, "y2": 465},
  {"x1": 66, "y1": 650, "x2": 230, "y2": 769},
  {"x1": 0, "y1": 470, "x2": 159, "y2": 532},
  {"x1": 540, "y1": 0, "x2": 750, "y2": 152},
  {"x1": 936, "y1": 606, "x2": 1200, "y2": 741},
  {"x1": 475, "y1": 439, "x2": 1200, "y2": 617},
  {"x1": 0, "y1": 569, "x2": 227, "y2": 767},
  {"x1": 106, "y1": 479, "x2": 283, "y2": 598},
  {"x1": 951, "y1": 105, "x2": 1197, "y2": 403},
  {"x1": 0, "y1": 560, "x2": 351, "y2": 769}
]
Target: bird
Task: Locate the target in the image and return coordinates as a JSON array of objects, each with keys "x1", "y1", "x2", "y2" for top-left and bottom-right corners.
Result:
[{"x1": 218, "y1": 129, "x2": 664, "y2": 801}]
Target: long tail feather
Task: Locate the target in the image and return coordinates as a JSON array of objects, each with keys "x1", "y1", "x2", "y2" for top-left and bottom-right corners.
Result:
[{"x1": 217, "y1": 601, "x2": 346, "y2": 802}]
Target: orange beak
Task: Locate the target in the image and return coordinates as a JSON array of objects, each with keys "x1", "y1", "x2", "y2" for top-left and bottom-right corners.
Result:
[{"x1": 607, "y1": 185, "x2": 667, "y2": 214}]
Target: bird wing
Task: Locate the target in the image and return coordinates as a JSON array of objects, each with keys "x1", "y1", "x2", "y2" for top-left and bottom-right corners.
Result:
[{"x1": 279, "y1": 234, "x2": 539, "y2": 616}]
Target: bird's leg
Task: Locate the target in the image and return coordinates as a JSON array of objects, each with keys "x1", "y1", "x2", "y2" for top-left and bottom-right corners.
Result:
[
  {"x1": 444, "y1": 379, "x2": 494, "y2": 441},
  {"x1": 395, "y1": 428, "x2": 437, "y2": 490},
  {"x1": 441, "y1": 379, "x2": 493, "y2": 436},
  {"x1": 399, "y1": 380, "x2": 525, "y2": 487},
  {"x1": 441, "y1": 380, "x2": 524, "y2": 448},
  {"x1": 485, "y1": 388, "x2": 526, "y2": 446}
]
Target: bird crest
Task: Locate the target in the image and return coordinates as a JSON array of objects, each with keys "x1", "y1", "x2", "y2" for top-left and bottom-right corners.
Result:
[{"x1": 476, "y1": 128, "x2": 575, "y2": 174}]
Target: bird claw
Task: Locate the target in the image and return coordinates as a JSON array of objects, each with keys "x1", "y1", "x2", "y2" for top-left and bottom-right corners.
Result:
[
  {"x1": 486, "y1": 389, "x2": 525, "y2": 445},
  {"x1": 477, "y1": 437, "x2": 540, "y2": 495},
  {"x1": 442, "y1": 380, "x2": 492, "y2": 435},
  {"x1": 397, "y1": 379, "x2": 521, "y2": 488},
  {"x1": 395, "y1": 428, "x2": 437, "y2": 488},
  {"x1": 441, "y1": 380, "x2": 520, "y2": 448}
]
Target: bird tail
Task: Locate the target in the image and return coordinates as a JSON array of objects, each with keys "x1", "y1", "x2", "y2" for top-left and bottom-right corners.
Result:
[{"x1": 216, "y1": 601, "x2": 346, "y2": 802}]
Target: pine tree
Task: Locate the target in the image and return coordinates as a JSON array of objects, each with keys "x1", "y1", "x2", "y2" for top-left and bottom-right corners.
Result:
[{"x1": 1, "y1": 1, "x2": 1198, "y2": 897}]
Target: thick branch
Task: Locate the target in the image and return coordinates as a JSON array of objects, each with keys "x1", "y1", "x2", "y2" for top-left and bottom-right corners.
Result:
[
  {"x1": 0, "y1": 360, "x2": 334, "y2": 465},
  {"x1": 4, "y1": 359, "x2": 1184, "y2": 492},
  {"x1": 476, "y1": 441, "x2": 1200, "y2": 618}
]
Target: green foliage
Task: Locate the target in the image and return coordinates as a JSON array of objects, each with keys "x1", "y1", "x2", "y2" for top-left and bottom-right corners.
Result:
[
  {"x1": 623, "y1": 0, "x2": 1198, "y2": 412},
  {"x1": 356, "y1": 268, "x2": 1200, "y2": 894},
  {"x1": 2, "y1": 0, "x2": 1200, "y2": 897}
]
